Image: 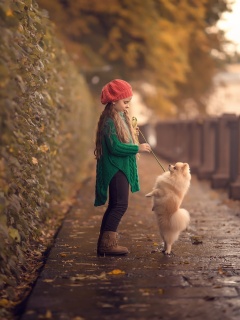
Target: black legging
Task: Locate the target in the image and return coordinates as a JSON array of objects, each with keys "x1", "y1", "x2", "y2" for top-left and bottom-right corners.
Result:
[{"x1": 100, "y1": 170, "x2": 129, "y2": 232}]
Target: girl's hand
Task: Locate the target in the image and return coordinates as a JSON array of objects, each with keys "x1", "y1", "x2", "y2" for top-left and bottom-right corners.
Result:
[{"x1": 138, "y1": 143, "x2": 151, "y2": 153}]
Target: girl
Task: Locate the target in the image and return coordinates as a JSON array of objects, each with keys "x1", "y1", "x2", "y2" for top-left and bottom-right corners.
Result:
[{"x1": 94, "y1": 79, "x2": 151, "y2": 256}]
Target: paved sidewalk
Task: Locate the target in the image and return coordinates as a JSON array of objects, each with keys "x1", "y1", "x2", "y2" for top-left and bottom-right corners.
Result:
[{"x1": 21, "y1": 154, "x2": 240, "y2": 320}]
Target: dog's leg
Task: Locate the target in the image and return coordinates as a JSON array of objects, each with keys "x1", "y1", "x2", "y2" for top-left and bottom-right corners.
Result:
[
  {"x1": 164, "y1": 243, "x2": 172, "y2": 255},
  {"x1": 161, "y1": 239, "x2": 167, "y2": 253},
  {"x1": 145, "y1": 191, "x2": 153, "y2": 197}
]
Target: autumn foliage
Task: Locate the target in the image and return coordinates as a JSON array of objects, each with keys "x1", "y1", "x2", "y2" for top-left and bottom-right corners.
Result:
[{"x1": 37, "y1": 0, "x2": 229, "y2": 117}]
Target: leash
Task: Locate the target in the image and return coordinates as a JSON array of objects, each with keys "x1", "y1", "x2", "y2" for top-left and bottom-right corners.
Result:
[{"x1": 132, "y1": 117, "x2": 166, "y2": 172}]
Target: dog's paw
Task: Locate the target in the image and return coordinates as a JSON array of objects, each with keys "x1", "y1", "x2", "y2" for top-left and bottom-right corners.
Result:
[
  {"x1": 163, "y1": 250, "x2": 175, "y2": 257},
  {"x1": 162, "y1": 249, "x2": 170, "y2": 255}
]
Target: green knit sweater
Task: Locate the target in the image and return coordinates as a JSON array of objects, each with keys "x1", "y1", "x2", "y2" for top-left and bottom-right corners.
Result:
[{"x1": 94, "y1": 116, "x2": 140, "y2": 206}]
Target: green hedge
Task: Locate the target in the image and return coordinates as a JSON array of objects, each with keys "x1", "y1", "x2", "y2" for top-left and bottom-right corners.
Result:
[{"x1": 0, "y1": 0, "x2": 96, "y2": 314}]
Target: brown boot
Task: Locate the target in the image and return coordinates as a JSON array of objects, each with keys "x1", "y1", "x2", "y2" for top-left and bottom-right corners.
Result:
[{"x1": 98, "y1": 231, "x2": 129, "y2": 256}]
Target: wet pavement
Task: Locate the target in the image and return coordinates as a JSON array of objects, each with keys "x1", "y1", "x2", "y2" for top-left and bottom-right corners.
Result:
[{"x1": 20, "y1": 154, "x2": 240, "y2": 320}]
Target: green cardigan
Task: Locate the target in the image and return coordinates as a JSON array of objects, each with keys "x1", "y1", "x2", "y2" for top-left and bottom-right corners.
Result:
[{"x1": 94, "y1": 117, "x2": 140, "y2": 206}]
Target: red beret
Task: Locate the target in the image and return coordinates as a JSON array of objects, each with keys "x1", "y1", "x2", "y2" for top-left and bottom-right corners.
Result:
[{"x1": 101, "y1": 79, "x2": 132, "y2": 105}]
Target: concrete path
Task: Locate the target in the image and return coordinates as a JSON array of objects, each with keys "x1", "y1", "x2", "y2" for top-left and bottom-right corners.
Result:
[{"x1": 20, "y1": 154, "x2": 240, "y2": 320}]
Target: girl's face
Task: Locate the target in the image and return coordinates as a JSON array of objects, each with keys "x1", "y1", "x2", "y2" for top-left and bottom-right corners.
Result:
[{"x1": 113, "y1": 96, "x2": 132, "y2": 113}]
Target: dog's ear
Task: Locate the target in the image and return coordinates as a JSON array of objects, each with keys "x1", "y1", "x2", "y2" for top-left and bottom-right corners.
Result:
[
  {"x1": 181, "y1": 163, "x2": 187, "y2": 171},
  {"x1": 182, "y1": 163, "x2": 190, "y2": 176}
]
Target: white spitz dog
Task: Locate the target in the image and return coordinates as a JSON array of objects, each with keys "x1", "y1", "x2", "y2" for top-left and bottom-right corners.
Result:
[{"x1": 146, "y1": 162, "x2": 191, "y2": 255}]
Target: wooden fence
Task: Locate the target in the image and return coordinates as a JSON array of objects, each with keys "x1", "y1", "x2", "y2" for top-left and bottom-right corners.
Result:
[{"x1": 140, "y1": 113, "x2": 240, "y2": 200}]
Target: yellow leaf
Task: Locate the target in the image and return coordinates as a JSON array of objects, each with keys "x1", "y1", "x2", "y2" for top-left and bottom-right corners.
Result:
[
  {"x1": 6, "y1": 9, "x2": 13, "y2": 17},
  {"x1": 139, "y1": 288, "x2": 150, "y2": 296},
  {"x1": 108, "y1": 269, "x2": 125, "y2": 275},
  {"x1": 43, "y1": 279, "x2": 55, "y2": 283},
  {"x1": 39, "y1": 144, "x2": 49, "y2": 153},
  {"x1": 51, "y1": 150, "x2": 57, "y2": 156},
  {"x1": 218, "y1": 267, "x2": 226, "y2": 275},
  {"x1": 39, "y1": 125, "x2": 45, "y2": 132},
  {"x1": 32, "y1": 157, "x2": 38, "y2": 165},
  {"x1": 8, "y1": 227, "x2": 21, "y2": 243},
  {"x1": 45, "y1": 310, "x2": 52, "y2": 319},
  {"x1": 60, "y1": 253, "x2": 67, "y2": 257},
  {"x1": 0, "y1": 299, "x2": 9, "y2": 307}
]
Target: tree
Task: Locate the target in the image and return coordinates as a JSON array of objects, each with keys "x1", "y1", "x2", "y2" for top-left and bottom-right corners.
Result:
[
  {"x1": 37, "y1": 0, "x2": 230, "y2": 117},
  {"x1": 172, "y1": 0, "x2": 231, "y2": 117}
]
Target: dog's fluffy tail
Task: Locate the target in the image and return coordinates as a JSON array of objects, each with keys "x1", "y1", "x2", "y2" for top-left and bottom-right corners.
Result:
[{"x1": 170, "y1": 208, "x2": 190, "y2": 232}]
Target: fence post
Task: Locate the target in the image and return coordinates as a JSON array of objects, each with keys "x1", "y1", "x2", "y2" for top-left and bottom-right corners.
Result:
[
  {"x1": 188, "y1": 120, "x2": 203, "y2": 173},
  {"x1": 155, "y1": 121, "x2": 177, "y2": 162},
  {"x1": 197, "y1": 117, "x2": 218, "y2": 179},
  {"x1": 176, "y1": 120, "x2": 190, "y2": 163},
  {"x1": 211, "y1": 113, "x2": 238, "y2": 188},
  {"x1": 229, "y1": 116, "x2": 240, "y2": 199}
]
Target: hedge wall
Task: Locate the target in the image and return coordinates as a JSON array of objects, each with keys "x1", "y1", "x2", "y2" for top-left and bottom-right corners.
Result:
[{"x1": 0, "y1": 0, "x2": 96, "y2": 316}]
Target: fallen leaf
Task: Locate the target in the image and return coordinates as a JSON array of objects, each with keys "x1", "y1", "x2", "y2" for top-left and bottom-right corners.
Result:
[
  {"x1": 59, "y1": 253, "x2": 67, "y2": 257},
  {"x1": 39, "y1": 144, "x2": 49, "y2": 153},
  {"x1": 190, "y1": 236, "x2": 203, "y2": 245},
  {"x1": 43, "y1": 279, "x2": 55, "y2": 283},
  {"x1": 0, "y1": 298, "x2": 10, "y2": 307},
  {"x1": 98, "y1": 303, "x2": 114, "y2": 308},
  {"x1": 120, "y1": 303, "x2": 149, "y2": 309},
  {"x1": 158, "y1": 288, "x2": 164, "y2": 294},
  {"x1": 139, "y1": 288, "x2": 151, "y2": 296},
  {"x1": 39, "y1": 310, "x2": 52, "y2": 319},
  {"x1": 8, "y1": 227, "x2": 21, "y2": 243},
  {"x1": 70, "y1": 272, "x2": 107, "y2": 281},
  {"x1": 218, "y1": 267, "x2": 227, "y2": 276},
  {"x1": 108, "y1": 269, "x2": 125, "y2": 275},
  {"x1": 63, "y1": 260, "x2": 74, "y2": 263},
  {"x1": 39, "y1": 124, "x2": 45, "y2": 132},
  {"x1": 6, "y1": 9, "x2": 13, "y2": 17},
  {"x1": 31, "y1": 157, "x2": 38, "y2": 165}
]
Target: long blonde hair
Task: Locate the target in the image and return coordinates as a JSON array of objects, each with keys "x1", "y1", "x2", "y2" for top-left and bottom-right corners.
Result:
[{"x1": 94, "y1": 103, "x2": 138, "y2": 159}]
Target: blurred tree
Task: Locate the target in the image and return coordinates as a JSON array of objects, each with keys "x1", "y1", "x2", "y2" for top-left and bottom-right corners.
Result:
[
  {"x1": 37, "y1": 0, "x2": 230, "y2": 117},
  {"x1": 172, "y1": 0, "x2": 231, "y2": 117}
]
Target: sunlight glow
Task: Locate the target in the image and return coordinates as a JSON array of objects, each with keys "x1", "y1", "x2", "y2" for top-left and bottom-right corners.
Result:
[{"x1": 217, "y1": 0, "x2": 240, "y2": 53}]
